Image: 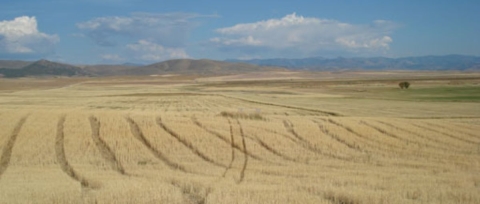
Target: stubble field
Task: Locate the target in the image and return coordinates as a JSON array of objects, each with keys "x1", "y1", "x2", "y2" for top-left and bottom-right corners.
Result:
[{"x1": 0, "y1": 71, "x2": 479, "y2": 204}]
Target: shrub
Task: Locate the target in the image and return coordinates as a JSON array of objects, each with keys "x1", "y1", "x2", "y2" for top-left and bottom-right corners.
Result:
[{"x1": 399, "y1": 81, "x2": 411, "y2": 89}]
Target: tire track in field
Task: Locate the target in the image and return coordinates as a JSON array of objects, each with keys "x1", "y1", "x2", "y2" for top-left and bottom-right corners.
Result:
[
  {"x1": 156, "y1": 116, "x2": 227, "y2": 169},
  {"x1": 282, "y1": 120, "x2": 309, "y2": 143},
  {"x1": 251, "y1": 126, "x2": 322, "y2": 161},
  {"x1": 319, "y1": 118, "x2": 428, "y2": 159},
  {"x1": 360, "y1": 121, "x2": 425, "y2": 146},
  {"x1": 219, "y1": 94, "x2": 342, "y2": 116},
  {"x1": 193, "y1": 117, "x2": 287, "y2": 166},
  {"x1": 412, "y1": 123, "x2": 477, "y2": 144},
  {"x1": 360, "y1": 120, "x2": 474, "y2": 157},
  {"x1": 56, "y1": 116, "x2": 97, "y2": 189},
  {"x1": 313, "y1": 120, "x2": 362, "y2": 151},
  {"x1": 450, "y1": 122, "x2": 480, "y2": 138},
  {"x1": 125, "y1": 117, "x2": 189, "y2": 173},
  {"x1": 0, "y1": 115, "x2": 28, "y2": 179},
  {"x1": 424, "y1": 122, "x2": 480, "y2": 142},
  {"x1": 282, "y1": 120, "x2": 356, "y2": 162},
  {"x1": 375, "y1": 120, "x2": 470, "y2": 153},
  {"x1": 88, "y1": 116, "x2": 127, "y2": 175},
  {"x1": 221, "y1": 119, "x2": 235, "y2": 177},
  {"x1": 322, "y1": 118, "x2": 463, "y2": 167},
  {"x1": 236, "y1": 119, "x2": 248, "y2": 184},
  {"x1": 314, "y1": 119, "x2": 407, "y2": 160},
  {"x1": 246, "y1": 133, "x2": 305, "y2": 164},
  {"x1": 191, "y1": 116, "x2": 264, "y2": 162},
  {"x1": 323, "y1": 118, "x2": 406, "y2": 151}
]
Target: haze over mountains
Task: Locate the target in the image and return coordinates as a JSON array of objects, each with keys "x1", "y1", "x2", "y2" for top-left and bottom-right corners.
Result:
[{"x1": 0, "y1": 55, "x2": 479, "y2": 78}]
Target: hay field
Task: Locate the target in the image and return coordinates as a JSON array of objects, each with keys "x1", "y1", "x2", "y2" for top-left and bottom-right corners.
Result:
[{"x1": 0, "y1": 73, "x2": 479, "y2": 204}]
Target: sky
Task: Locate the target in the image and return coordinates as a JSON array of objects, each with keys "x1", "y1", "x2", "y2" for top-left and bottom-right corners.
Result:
[{"x1": 0, "y1": 0, "x2": 479, "y2": 64}]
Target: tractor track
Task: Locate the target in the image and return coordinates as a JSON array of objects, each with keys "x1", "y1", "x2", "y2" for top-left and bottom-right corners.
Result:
[
  {"x1": 89, "y1": 116, "x2": 127, "y2": 175},
  {"x1": 236, "y1": 119, "x2": 248, "y2": 184},
  {"x1": 243, "y1": 132, "x2": 304, "y2": 163},
  {"x1": 359, "y1": 120, "x2": 433, "y2": 148},
  {"x1": 191, "y1": 116, "x2": 265, "y2": 162},
  {"x1": 359, "y1": 120, "x2": 475, "y2": 159},
  {"x1": 322, "y1": 118, "x2": 408, "y2": 151},
  {"x1": 319, "y1": 118, "x2": 454, "y2": 165},
  {"x1": 248, "y1": 126, "x2": 323, "y2": 159},
  {"x1": 281, "y1": 119, "x2": 357, "y2": 163},
  {"x1": 55, "y1": 116, "x2": 96, "y2": 189},
  {"x1": 412, "y1": 123, "x2": 477, "y2": 144},
  {"x1": 282, "y1": 120, "x2": 310, "y2": 144},
  {"x1": 313, "y1": 120, "x2": 363, "y2": 152},
  {"x1": 219, "y1": 94, "x2": 342, "y2": 116},
  {"x1": 126, "y1": 117, "x2": 189, "y2": 173},
  {"x1": 424, "y1": 122, "x2": 480, "y2": 142},
  {"x1": 375, "y1": 120, "x2": 471, "y2": 154},
  {"x1": 448, "y1": 123, "x2": 480, "y2": 138},
  {"x1": 321, "y1": 119, "x2": 468, "y2": 168},
  {"x1": 156, "y1": 116, "x2": 227, "y2": 169},
  {"x1": 222, "y1": 119, "x2": 235, "y2": 177},
  {"x1": 0, "y1": 115, "x2": 28, "y2": 179}
]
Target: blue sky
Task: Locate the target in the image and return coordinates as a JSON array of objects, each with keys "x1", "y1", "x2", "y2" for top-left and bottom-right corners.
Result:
[{"x1": 0, "y1": 0, "x2": 479, "y2": 64}]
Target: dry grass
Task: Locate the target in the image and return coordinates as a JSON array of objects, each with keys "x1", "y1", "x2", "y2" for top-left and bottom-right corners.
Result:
[{"x1": 0, "y1": 73, "x2": 479, "y2": 203}]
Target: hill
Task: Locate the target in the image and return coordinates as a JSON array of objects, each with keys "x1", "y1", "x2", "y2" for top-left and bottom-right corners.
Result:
[
  {"x1": 227, "y1": 55, "x2": 480, "y2": 70},
  {"x1": 123, "y1": 59, "x2": 285, "y2": 76},
  {"x1": 0, "y1": 60, "x2": 89, "y2": 78}
]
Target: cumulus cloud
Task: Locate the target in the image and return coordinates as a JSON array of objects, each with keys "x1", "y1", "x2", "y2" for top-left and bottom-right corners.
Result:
[
  {"x1": 77, "y1": 13, "x2": 206, "y2": 47},
  {"x1": 126, "y1": 40, "x2": 189, "y2": 62},
  {"x1": 0, "y1": 16, "x2": 59, "y2": 55},
  {"x1": 210, "y1": 13, "x2": 397, "y2": 56},
  {"x1": 78, "y1": 12, "x2": 211, "y2": 62}
]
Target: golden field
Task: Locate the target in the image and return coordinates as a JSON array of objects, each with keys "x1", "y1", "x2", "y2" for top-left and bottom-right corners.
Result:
[{"x1": 0, "y1": 71, "x2": 479, "y2": 204}]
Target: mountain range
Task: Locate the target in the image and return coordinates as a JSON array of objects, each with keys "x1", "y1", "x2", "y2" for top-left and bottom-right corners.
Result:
[
  {"x1": 0, "y1": 60, "x2": 90, "y2": 78},
  {"x1": 227, "y1": 55, "x2": 480, "y2": 70},
  {"x1": 0, "y1": 55, "x2": 479, "y2": 78},
  {"x1": 0, "y1": 59, "x2": 283, "y2": 78}
]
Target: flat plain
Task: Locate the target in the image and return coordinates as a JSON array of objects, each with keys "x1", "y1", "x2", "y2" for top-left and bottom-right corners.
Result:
[{"x1": 0, "y1": 71, "x2": 479, "y2": 204}]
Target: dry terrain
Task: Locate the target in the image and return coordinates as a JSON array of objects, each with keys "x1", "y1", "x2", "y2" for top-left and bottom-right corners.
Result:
[{"x1": 0, "y1": 71, "x2": 479, "y2": 204}]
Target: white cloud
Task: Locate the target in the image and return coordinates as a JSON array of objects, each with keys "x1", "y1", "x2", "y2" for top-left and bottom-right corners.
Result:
[
  {"x1": 211, "y1": 13, "x2": 397, "y2": 55},
  {"x1": 126, "y1": 40, "x2": 189, "y2": 62},
  {"x1": 0, "y1": 16, "x2": 59, "y2": 55},
  {"x1": 78, "y1": 12, "x2": 212, "y2": 63},
  {"x1": 77, "y1": 13, "x2": 205, "y2": 47}
]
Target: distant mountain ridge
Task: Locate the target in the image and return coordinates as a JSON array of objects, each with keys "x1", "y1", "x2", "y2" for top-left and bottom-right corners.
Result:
[
  {"x1": 123, "y1": 59, "x2": 284, "y2": 76},
  {"x1": 1, "y1": 55, "x2": 479, "y2": 78},
  {"x1": 227, "y1": 55, "x2": 480, "y2": 70},
  {"x1": 0, "y1": 59, "x2": 284, "y2": 78},
  {"x1": 0, "y1": 60, "x2": 89, "y2": 77}
]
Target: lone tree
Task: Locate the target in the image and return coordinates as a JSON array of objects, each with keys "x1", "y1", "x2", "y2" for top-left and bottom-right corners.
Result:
[{"x1": 399, "y1": 81, "x2": 410, "y2": 89}]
